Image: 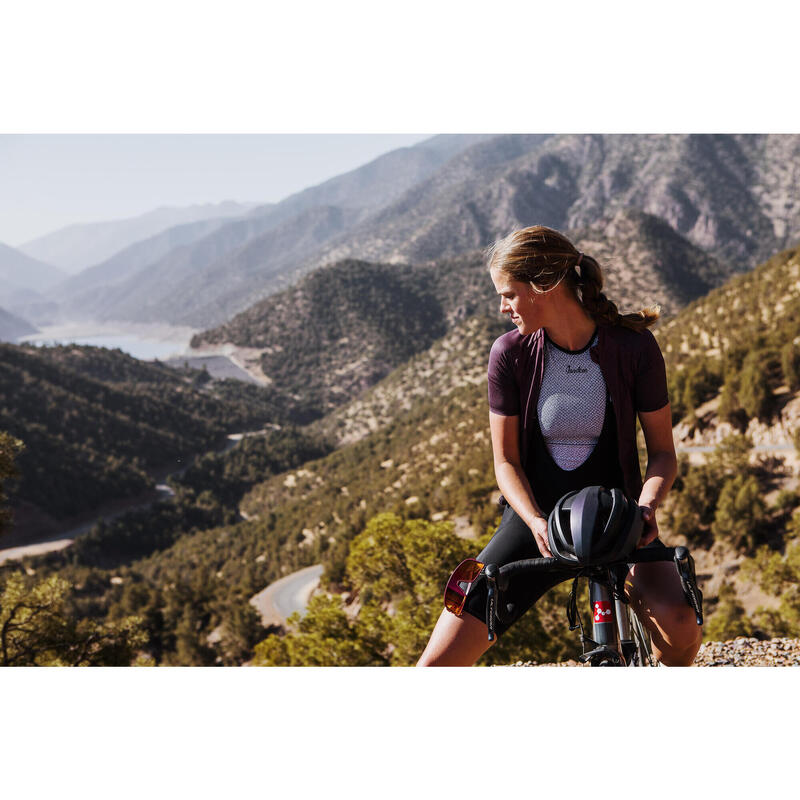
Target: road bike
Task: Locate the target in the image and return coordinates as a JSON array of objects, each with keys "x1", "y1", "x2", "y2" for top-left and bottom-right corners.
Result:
[{"x1": 480, "y1": 545, "x2": 703, "y2": 666}]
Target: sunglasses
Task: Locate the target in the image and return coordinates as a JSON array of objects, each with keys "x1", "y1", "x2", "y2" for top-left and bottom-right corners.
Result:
[{"x1": 444, "y1": 558, "x2": 485, "y2": 616}]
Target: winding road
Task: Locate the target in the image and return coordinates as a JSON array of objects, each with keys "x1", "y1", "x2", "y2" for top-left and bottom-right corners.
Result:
[{"x1": 249, "y1": 564, "x2": 324, "y2": 628}]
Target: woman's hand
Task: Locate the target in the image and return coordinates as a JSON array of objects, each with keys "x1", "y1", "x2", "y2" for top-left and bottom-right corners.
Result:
[
  {"x1": 528, "y1": 515, "x2": 553, "y2": 557},
  {"x1": 638, "y1": 505, "x2": 659, "y2": 547}
]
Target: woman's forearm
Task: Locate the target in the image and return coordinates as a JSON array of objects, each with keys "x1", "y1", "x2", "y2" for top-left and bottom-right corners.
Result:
[
  {"x1": 494, "y1": 460, "x2": 547, "y2": 529},
  {"x1": 638, "y1": 451, "x2": 678, "y2": 510}
]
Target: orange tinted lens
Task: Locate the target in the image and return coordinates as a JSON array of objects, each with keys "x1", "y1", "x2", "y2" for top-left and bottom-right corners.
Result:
[
  {"x1": 444, "y1": 560, "x2": 484, "y2": 615},
  {"x1": 453, "y1": 559, "x2": 483, "y2": 583},
  {"x1": 444, "y1": 586, "x2": 467, "y2": 615}
]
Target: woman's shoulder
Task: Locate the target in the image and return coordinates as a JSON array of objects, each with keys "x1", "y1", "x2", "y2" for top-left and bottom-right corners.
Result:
[
  {"x1": 490, "y1": 328, "x2": 541, "y2": 358},
  {"x1": 490, "y1": 329, "x2": 524, "y2": 356},
  {"x1": 600, "y1": 323, "x2": 660, "y2": 355}
]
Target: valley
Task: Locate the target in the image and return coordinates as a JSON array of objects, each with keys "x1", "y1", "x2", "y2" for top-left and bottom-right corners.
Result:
[{"x1": 2, "y1": 133, "x2": 799, "y2": 666}]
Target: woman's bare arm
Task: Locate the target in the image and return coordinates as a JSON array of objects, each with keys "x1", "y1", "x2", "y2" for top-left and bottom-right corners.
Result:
[
  {"x1": 637, "y1": 403, "x2": 678, "y2": 544},
  {"x1": 489, "y1": 411, "x2": 552, "y2": 555}
]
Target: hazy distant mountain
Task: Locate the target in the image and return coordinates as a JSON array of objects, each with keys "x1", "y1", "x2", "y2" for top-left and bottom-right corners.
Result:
[
  {"x1": 83, "y1": 205, "x2": 361, "y2": 327},
  {"x1": 0, "y1": 243, "x2": 65, "y2": 310},
  {"x1": 0, "y1": 306, "x2": 37, "y2": 342},
  {"x1": 19, "y1": 201, "x2": 259, "y2": 274},
  {"x1": 55, "y1": 136, "x2": 493, "y2": 327},
  {"x1": 248, "y1": 134, "x2": 496, "y2": 221},
  {"x1": 51, "y1": 215, "x2": 246, "y2": 313}
]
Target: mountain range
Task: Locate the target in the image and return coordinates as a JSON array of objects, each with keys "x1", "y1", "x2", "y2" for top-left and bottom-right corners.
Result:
[
  {"x1": 27, "y1": 135, "x2": 490, "y2": 327},
  {"x1": 0, "y1": 241, "x2": 65, "y2": 310},
  {"x1": 307, "y1": 134, "x2": 800, "y2": 270},
  {"x1": 0, "y1": 306, "x2": 37, "y2": 342},
  {"x1": 191, "y1": 207, "x2": 730, "y2": 417},
  {"x1": 25, "y1": 133, "x2": 798, "y2": 333},
  {"x1": 19, "y1": 201, "x2": 258, "y2": 273}
]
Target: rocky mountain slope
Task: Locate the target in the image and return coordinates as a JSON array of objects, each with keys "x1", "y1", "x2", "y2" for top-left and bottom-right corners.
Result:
[
  {"x1": 48, "y1": 215, "x2": 242, "y2": 322},
  {"x1": 658, "y1": 243, "x2": 800, "y2": 450},
  {"x1": 78, "y1": 205, "x2": 363, "y2": 327},
  {"x1": 305, "y1": 134, "x2": 800, "y2": 272},
  {"x1": 192, "y1": 207, "x2": 729, "y2": 420}
]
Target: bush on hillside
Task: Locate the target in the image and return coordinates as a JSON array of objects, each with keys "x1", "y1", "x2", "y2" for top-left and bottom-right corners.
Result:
[
  {"x1": 738, "y1": 351, "x2": 771, "y2": 420},
  {"x1": 703, "y1": 581, "x2": 752, "y2": 642},
  {"x1": 711, "y1": 474, "x2": 767, "y2": 551},
  {"x1": 780, "y1": 342, "x2": 800, "y2": 391},
  {"x1": 740, "y1": 534, "x2": 800, "y2": 638}
]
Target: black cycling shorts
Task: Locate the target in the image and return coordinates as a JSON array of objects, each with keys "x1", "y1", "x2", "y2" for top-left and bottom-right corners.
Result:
[{"x1": 462, "y1": 503, "x2": 665, "y2": 638}]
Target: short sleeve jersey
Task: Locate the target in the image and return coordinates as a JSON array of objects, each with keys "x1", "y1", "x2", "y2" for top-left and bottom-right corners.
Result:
[{"x1": 487, "y1": 323, "x2": 670, "y2": 502}]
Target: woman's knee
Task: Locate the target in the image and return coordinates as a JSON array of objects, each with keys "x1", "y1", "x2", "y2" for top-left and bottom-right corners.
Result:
[
  {"x1": 652, "y1": 603, "x2": 702, "y2": 664},
  {"x1": 417, "y1": 607, "x2": 494, "y2": 666}
]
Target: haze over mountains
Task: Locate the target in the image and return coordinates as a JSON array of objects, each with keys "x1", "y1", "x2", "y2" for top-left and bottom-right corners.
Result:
[
  {"x1": 20, "y1": 201, "x2": 258, "y2": 273},
  {"x1": 6, "y1": 133, "x2": 795, "y2": 338},
  {"x1": 0, "y1": 306, "x2": 37, "y2": 342},
  {"x1": 14, "y1": 134, "x2": 489, "y2": 329},
  {"x1": 0, "y1": 241, "x2": 65, "y2": 298}
]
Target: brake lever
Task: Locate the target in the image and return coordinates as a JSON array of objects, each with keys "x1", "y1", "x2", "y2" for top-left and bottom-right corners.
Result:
[
  {"x1": 484, "y1": 563, "x2": 499, "y2": 642},
  {"x1": 673, "y1": 546, "x2": 704, "y2": 626}
]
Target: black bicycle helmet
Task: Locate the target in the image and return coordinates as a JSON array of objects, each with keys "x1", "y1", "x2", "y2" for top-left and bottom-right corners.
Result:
[{"x1": 547, "y1": 485, "x2": 642, "y2": 566}]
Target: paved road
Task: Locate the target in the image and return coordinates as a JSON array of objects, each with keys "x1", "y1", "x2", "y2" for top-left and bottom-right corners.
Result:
[
  {"x1": 250, "y1": 564, "x2": 324, "y2": 628},
  {"x1": 676, "y1": 444, "x2": 795, "y2": 453}
]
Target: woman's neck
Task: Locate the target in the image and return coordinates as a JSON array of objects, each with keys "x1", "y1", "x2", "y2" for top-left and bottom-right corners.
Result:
[{"x1": 541, "y1": 294, "x2": 597, "y2": 351}]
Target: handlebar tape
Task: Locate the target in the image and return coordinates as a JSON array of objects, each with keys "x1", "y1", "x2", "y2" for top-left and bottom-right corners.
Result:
[{"x1": 495, "y1": 547, "x2": 678, "y2": 581}]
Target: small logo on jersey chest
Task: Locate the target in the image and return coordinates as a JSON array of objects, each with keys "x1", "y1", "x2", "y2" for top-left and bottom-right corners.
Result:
[{"x1": 566, "y1": 365, "x2": 588, "y2": 374}]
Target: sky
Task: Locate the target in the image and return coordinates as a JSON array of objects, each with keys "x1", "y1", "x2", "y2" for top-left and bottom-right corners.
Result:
[{"x1": 0, "y1": 134, "x2": 432, "y2": 246}]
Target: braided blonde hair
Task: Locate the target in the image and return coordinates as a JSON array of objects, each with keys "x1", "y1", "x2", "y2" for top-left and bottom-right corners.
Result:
[{"x1": 485, "y1": 225, "x2": 659, "y2": 332}]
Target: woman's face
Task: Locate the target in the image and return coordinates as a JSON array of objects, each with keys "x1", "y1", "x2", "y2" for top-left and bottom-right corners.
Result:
[{"x1": 490, "y1": 267, "x2": 544, "y2": 335}]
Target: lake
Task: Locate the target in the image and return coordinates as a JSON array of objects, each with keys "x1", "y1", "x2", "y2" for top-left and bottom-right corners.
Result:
[{"x1": 18, "y1": 322, "x2": 198, "y2": 361}]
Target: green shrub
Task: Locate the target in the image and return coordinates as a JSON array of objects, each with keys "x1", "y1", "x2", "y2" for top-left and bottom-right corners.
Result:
[
  {"x1": 704, "y1": 582, "x2": 752, "y2": 642},
  {"x1": 711, "y1": 474, "x2": 766, "y2": 551},
  {"x1": 780, "y1": 342, "x2": 800, "y2": 391},
  {"x1": 737, "y1": 352, "x2": 770, "y2": 419}
]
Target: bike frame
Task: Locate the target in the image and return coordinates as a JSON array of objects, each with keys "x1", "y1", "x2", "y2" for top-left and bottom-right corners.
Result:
[
  {"x1": 481, "y1": 545, "x2": 702, "y2": 667},
  {"x1": 584, "y1": 577, "x2": 652, "y2": 666}
]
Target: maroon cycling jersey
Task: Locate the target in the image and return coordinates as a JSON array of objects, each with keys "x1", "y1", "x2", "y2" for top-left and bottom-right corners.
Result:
[{"x1": 487, "y1": 322, "x2": 669, "y2": 503}]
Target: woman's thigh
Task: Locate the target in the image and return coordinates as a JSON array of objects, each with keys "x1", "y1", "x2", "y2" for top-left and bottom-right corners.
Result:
[
  {"x1": 625, "y1": 559, "x2": 702, "y2": 658},
  {"x1": 462, "y1": 505, "x2": 572, "y2": 637},
  {"x1": 419, "y1": 504, "x2": 568, "y2": 665}
]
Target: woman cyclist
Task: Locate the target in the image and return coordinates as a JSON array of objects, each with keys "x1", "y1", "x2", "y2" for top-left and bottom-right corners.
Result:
[{"x1": 418, "y1": 225, "x2": 703, "y2": 666}]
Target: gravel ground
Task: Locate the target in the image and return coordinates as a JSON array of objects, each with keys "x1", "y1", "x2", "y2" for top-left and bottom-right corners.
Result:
[
  {"x1": 509, "y1": 637, "x2": 800, "y2": 667},
  {"x1": 693, "y1": 637, "x2": 800, "y2": 667}
]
